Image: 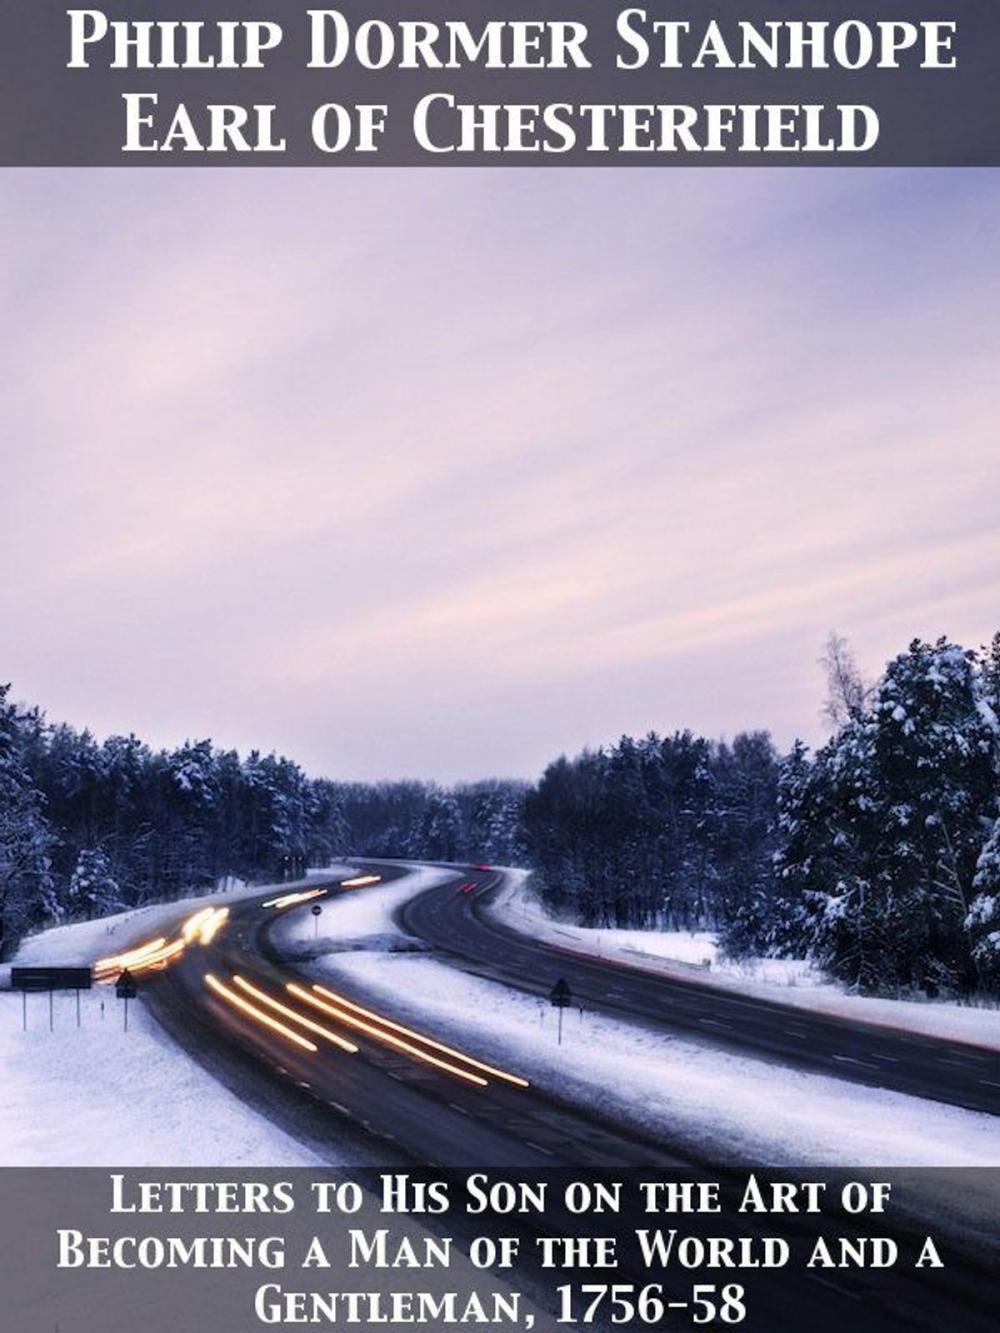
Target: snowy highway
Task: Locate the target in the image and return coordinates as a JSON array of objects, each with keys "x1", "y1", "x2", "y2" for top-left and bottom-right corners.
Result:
[
  {"x1": 109, "y1": 862, "x2": 999, "y2": 1333},
  {"x1": 142, "y1": 866, "x2": 694, "y2": 1172},
  {"x1": 390, "y1": 864, "x2": 1000, "y2": 1118},
  {"x1": 98, "y1": 863, "x2": 997, "y2": 1333}
]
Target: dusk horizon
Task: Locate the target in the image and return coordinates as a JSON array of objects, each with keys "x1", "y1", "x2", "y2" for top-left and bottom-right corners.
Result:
[{"x1": 3, "y1": 168, "x2": 998, "y2": 782}]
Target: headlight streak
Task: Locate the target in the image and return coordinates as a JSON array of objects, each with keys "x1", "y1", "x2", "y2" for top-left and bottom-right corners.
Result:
[
  {"x1": 181, "y1": 907, "x2": 216, "y2": 942},
  {"x1": 339, "y1": 874, "x2": 381, "y2": 888},
  {"x1": 94, "y1": 936, "x2": 169, "y2": 980},
  {"x1": 262, "y1": 888, "x2": 328, "y2": 909},
  {"x1": 287, "y1": 983, "x2": 488, "y2": 1088},
  {"x1": 204, "y1": 973, "x2": 318, "y2": 1052},
  {"x1": 231, "y1": 975, "x2": 358, "y2": 1054},
  {"x1": 136, "y1": 938, "x2": 186, "y2": 971},
  {"x1": 198, "y1": 907, "x2": 229, "y2": 945},
  {"x1": 94, "y1": 907, "x2": 231, "y2": 983},
  {"x1": 309, "y1": 982, "x2": 529, "y2": 1089}
]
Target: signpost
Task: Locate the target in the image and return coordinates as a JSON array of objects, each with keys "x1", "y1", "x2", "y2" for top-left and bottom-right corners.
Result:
[
  {"x1": 11, "y1": 966, "x2": 93, "y2": 1032},
  {"x1": 550, "y1": 977, "x2": 572, "y2": 1045},
  {"x1": 11, "y1": 966, "x2": 92, "y2": 991},
  {"x1": 311, "y1": 902, "x2": 322, "y2": 939},
  {"x1": 116, "y1": 968, "x2": 138, "y2": 1031}
]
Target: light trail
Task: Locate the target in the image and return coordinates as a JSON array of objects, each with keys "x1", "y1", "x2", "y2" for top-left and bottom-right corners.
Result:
[
  {"x1": 339, "y1": 875, "x2": 381, "y2": 888},
  {"x1": 95, "y1": 905, "x2": 231, "y2": 984},
  {"x1": 262, "y1": 888, "x2": 328, "y2": 909},
  {"x1": 287, "y1": 984, "x2": 488, "y2": 1088},
  {"x1": 199, "y1": 907, "x2": 229, "y2": 945},
  {"x1": 310, "y1": 982, "x2": 529, "y2": 1089},
  {"x1": 232, "y1": 975, "x2": 358, "y2": 1054},
  {"x1": 132, "y1": 938, "x2": 186, "y2": 971},
  {"x1": 205, "y1": 974, "x2": 318, "y2": 1052},
  {"x1": 181, "y1": 908, "x2": 216, "y2": 942},
  {"x1": 94, "y1": 936, "x2": 170, "y2": 980}
]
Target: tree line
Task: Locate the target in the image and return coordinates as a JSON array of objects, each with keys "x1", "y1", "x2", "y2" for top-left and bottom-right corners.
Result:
[
  {"x1": 526, "y1": 634, "x2": 1000, "y2": 997},
  {"x1": 0, "y1": 689, "x2": 525, "y2": 958},
  {"x1": 2, "y1": 631, "x2": 999, "y2": 997}
]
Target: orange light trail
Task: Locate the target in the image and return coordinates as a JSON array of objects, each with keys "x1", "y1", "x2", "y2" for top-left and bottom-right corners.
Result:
[
  {"x1": 310, "y1": 982, "x2": 528, "y2": 1088},
  {"x1": 133, "y1": 938, "x2": 186, "y2": 971},
  {"x1": 198, "y1": 907, "x2": 229, "y2": 945},
  {"x1": 205, "y1": 974, "x2": 317, "y2": 1052},
  {"x1": 95, "y1": 936, "x2": 169, "y2": 978},
  {"x1": 95, "y1": 936, "x2": 167, "y2": 970},
  {"x1": 262, "y1": 888, "x2": 328, "y2": 909},
  {"x1": 339, "y1": 875, "x2": 381, "y2": 888},
  {"x1": 94, "y1": 903, "x2": 232, "y2": 983},
  {"x1": 181, "y1": 908, "x2": 216, "y2": 942},
  {"x1": 232, "y1": 975, "x2": 358, "y2": 1054},
  {"x1": 287, "y1": 983, "x2": 487, "y2": 1088}
]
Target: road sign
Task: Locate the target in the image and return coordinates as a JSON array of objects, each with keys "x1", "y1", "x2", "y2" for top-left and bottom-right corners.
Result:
[
  {"x1": 11, "y1": 966, "x2": 92, "y2": 992},
  {"x1": 550, "y1": 977, "x2": 572, "y2": 1045},
  {"x1": 116, "y1": 969, "x2": 137, "y2": 1032},
  {"x1": 311, "y1": 901, "x2": 322, "y2": 939},
  {"x1": 311, "y1": 903, "x2": 323, "y2": 916},
  {"x1": 12, "y1": 966, "x2": 92, "y2": 1031},
  {"x1": 116, "y1": 969, "x2": 138, "y2": 1000}
]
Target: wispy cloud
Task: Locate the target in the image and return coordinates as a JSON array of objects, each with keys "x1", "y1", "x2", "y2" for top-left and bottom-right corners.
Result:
[{"x1": 1, "y1": 170, "x2": 998, "y2": 779}]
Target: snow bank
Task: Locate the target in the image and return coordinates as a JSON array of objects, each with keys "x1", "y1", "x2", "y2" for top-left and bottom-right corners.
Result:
[
  {"x1": 269, "y1": 862, "x2": 455, "y2": 960},
  {"x1": 327, "y1": 951, "x2": 1000, "y2": 1171},
  {"x1": 268, "y1": 867, "x2": 999, "y2": 1168},
  {"x1": 0, "y1": 867, "x2": 359, "y2": 1166},
  {"x1": 0, "y1": 863, "x2": 358, "y2": 984},
  {"x1": 492, "y1": 874, "x2": 1000, "y2": 1051},
  {"x1": 0, "y1": 986, "x2": 327, "y2": 1166}
]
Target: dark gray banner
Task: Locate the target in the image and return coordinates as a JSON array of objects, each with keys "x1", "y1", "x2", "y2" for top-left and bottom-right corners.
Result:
[
  {"x1": 1, "y1": 1168, "x2": 998, "y2": 1333},
  {"x1": 1, "y1": 1, "x2": 1000, "y2": 165}
]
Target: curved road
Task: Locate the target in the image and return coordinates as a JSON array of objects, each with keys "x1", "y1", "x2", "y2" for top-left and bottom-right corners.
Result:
[
  {"x1": 126, "y1": 862, "x2": 997, "y2": 1333},
  {"x1": 388, "y1": 863, "x2": 1000, "y2": 1117},
  {"x1": 144, "y1": 868, "x2": 689, "y2": 1172}
]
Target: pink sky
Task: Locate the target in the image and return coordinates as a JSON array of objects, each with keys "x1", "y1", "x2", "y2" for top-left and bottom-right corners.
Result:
[{"x1": 1, "y1": 169, "x2": 998, "y2": 780}]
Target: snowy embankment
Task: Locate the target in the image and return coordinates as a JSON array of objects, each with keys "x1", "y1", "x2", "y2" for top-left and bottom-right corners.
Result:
[
  {"x1": 0, "y1": 867, "x2": 358, "y2": 1166},
  {"x1": 490, "y1": 873, "x2": 1000, "y2": 1052},
  {"x1": 269, "y1": 862, "x2": 456, "y2": 960},
  {"x1": 271, "y1": 867, "x2": 1000, "y2": 1170},
  {"x1": 0, "y1": 865, "x2": 358, "y2": 983}
]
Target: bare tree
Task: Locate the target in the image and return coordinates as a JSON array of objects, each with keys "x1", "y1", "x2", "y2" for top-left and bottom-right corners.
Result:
[{"x1": 819, "y1": 632, "x2": 870, "y2": 729}]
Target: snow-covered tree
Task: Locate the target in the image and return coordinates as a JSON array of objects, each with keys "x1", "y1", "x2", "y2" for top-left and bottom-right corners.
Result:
[
  {"x1": 417, "y1": 792, "x2": 462, "y2": 861},
  {"x1": 524, "y1": 730, "x2": 781, "y2": 932},
  {"x1": 0, "y1": 685, "x2": 54, "y2": 956},
  {"x1": 67, "y1": 847, "x2": 121, "y2": 919},
  {"x1": 778, "y1": 639, "x2": 999, "y2": 993},
  {"x1": 966, "y1": 819, "x2": 1000, "y2": 984},
  {"x1": 981, "y1": 632, "x2": 1000, "y2": 724}
]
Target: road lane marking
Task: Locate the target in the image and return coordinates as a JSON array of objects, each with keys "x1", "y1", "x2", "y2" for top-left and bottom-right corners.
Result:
[{"x1": 832, "y1": 1054, "x2": 880, "y2": 1071}]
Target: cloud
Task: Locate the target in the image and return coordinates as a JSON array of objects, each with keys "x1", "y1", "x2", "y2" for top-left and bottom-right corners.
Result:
[{"x1": 1, "y1": 169, "x2": 998, "y2": 779}]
